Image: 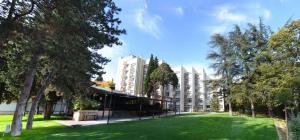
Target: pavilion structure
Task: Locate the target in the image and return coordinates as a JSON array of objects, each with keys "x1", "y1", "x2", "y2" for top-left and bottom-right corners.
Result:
[{"x1": 91, "y1": 85, "x2": 180, "y2": 124}]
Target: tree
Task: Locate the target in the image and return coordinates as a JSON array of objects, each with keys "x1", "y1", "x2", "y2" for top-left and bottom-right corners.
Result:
[
  {"x1": 254, "y1": 63, "x2": 277, "y2": 117},
  {"x1": 96, "y1": 76, "x2": 104, "y2": 82},
  {"x1": 108, "y1": 79, "x2": 116, "y2": 91},
  {"x1": 210, "y1": 94, "x2": 220, "y2": 112},
  {"x1": 144, "y1": 54, "x2": 159, "y2": 98},
  {"x1": 267, "y1": 19, "x2": 300, "y2": 133},
  {"x1": 0, "y1": 0, "x2": 126, "y2": 136},
  {"x1": 207, "y1": 32, "x2": 238, "y2": 116},
  {"x1": 207, "y1": 19, "x2": 273, "y2": 118},
  {"x1": 0, "y1": 0, "x2": 35, "y2": 52},
  {"x1": 43, "y1": 89, "x2": 61, "y2": 120},
  {"x1": 150, "y1": 63, "x2": 178, "y2": 109},
  {"x1": 236, "y1": 20, "x2": 271, "y2": 118},
  {"x1": 26, "y1": 69, "x2": 53, "y2": 129}
]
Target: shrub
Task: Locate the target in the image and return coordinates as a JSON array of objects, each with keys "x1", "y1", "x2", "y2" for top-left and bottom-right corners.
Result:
[
  {"x1": 210, "y1": 94, "x2": 220, "y2": 112},
  {"x1": 288, "y1": 113, "x2": 300, "y2": 140},
  {"x1": 74, "y1": 98, "x2": 99, "y2": 110}
]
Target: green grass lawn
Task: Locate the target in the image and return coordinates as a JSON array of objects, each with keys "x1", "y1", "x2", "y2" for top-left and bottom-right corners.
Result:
[{"x1": 0, "y1": 113, "x2": 278, "y2": 140}]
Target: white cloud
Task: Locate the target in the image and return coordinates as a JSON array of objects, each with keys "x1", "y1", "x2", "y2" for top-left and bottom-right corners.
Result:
[
  {"x1": 97, "y1": 43, "x2": 128, "y2": 81},
  {"x1": 215, "y1": 6, "x2": 246, "y2": 23},
  {"x1": 175, "y1": 7, "x2": 184, "y2": 16},
  {"x1": 264, "y1": 9, "x2": 271, "y2": 19},
  {"x1": 205, "y1": 4, "x2": 272, "y2": 35},
  {"x1": 135, "y1": 4, "x2": 162, "y2": 39},
  {"x1": 213, "y1": 4, "x2": 272, "y2": 24}
]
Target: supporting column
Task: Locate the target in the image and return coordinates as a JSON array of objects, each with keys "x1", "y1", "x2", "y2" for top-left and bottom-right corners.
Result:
[
  {"x1": 174, "y1": 100, "x2": 177, "y2": 116},
  {"x1": 112, "y1": 94, "x2": 117, "y2": 117},
  {"x1": 139, "y1": 98, "x2": 142, "y2": 120},
  {"x1": 102, "y1": 94, "x2": 107, "y2": 119},
  {"x1": 165, "y1": 100, "x2": 167, "y2": 117},
  {"x1": 107, "y1": 94, "x2": 113, "y2": 125}
]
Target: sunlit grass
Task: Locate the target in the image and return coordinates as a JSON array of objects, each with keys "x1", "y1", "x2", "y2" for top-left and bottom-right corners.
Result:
[{"x1": 0, "y1": 113, "x2": 277, "y2": 140}]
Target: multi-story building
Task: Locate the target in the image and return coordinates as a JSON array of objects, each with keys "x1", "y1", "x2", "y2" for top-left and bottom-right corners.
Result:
[
  {"x1": 116, "y1": 55, "x2": 224, "y2": 112},
  {"x1": 170, "y1": 66, "x2": 206, "y2": 112},
  {"x1": 116, "y1": 55, "x2": 145, "y2": 96}
]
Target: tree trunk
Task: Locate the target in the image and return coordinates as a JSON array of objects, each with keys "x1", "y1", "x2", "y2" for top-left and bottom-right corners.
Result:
[
  {"x1": 284, "y1": 106, "x2": 289, "y2": 140},
  {"x1": 228, "y1": 101, "x2": 232, "y2": 116},
  {"x1": 26, "y1": 95, "x2": 43, "y2": 130},
  {"x1": 161, "y1": 86, "x2": 165, "y2": 110},
  {"x1": 44, "y1": 102, "x2": 54, "y2": 120},
  {"x1": 267, "y1": 104, "x2": 273, "y2": 117},
  {"x1": 11, "y1": 54, "x2": 38, "y2": 136},
  {"x1": 250, "y1": 99, "x2": 256, "y2": 118},
  {"x1": 26, "y1": 73, "x2": 52, "y2": 129}
]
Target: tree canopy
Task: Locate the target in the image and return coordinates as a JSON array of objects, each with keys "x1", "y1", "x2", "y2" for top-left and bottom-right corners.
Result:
[
  {"x1": 0, "y1": 0, "x2": 125, "y2": 136},
  {"x1": 144, "y1": 54, "x2": 159, "y2": 98},
  {"x1": 207, "y1": 18, "x2": 299, "y2": 124},
  {"x1": 150, "y1": 63, "x2": 178, "y2": 108}
]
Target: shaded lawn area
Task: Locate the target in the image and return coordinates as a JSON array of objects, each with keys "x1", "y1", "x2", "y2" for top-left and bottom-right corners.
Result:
[{"x1": 0, "y1": 113, "x2": 278, "y2": 140}]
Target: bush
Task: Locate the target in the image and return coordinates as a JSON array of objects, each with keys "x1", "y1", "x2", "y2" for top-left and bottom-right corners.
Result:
[
  {"x1": 74, "y1": 98, "x2": 99, "y2": 110},
  {"x1": 210, "y1": 94, "x2": 220, "y2": 112},
  {"x1": 288, "y1": 113, "x2": 300, "y2": 140}
]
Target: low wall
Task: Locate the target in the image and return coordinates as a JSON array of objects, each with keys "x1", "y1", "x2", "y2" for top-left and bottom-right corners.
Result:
[
  {"x1": 0, "y1": 111, "x2": 15, "y2": 114},
  {"x1": 73, "y1": 110, "x2": 111, "y2": 121},
  {"x1": 0, "y1": 100, "x2": 67, "y2": 115}
]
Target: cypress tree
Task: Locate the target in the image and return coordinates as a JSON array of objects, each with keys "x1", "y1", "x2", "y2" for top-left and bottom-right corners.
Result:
[
  {"x1": 144, "y1": 54, "x2": 158, "y2": 98},
  {"x1": 210, "y1": 94, "x2": 220, "y2": 112}
]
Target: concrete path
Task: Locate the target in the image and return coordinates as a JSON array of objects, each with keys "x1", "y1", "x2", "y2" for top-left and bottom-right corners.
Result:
[
  {"x1": 57, "y1": 112, "x2": 189, "y2": 127},
  {"x1": 274, "y1": 118, "x2": 287, "y2": 140}
]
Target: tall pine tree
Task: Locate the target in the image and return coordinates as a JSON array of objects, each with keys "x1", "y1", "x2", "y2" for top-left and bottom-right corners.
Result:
[{"x1": 144, "y1": 54, "x2": 159, "y2": 98}]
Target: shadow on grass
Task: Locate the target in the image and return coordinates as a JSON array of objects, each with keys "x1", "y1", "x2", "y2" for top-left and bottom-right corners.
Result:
[{"x1": 2, "y1": 113, "x2": 278, "y2": 140}]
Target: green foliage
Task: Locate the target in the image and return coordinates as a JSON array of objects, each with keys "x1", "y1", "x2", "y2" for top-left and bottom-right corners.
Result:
[
  {"x1": 0, "y1": 0, "x2": 126, "y2": 134},
  {"x1": 210, "y1": 94, "x2": 220, "y2": 112},
  {"x1": 207, "y1": 28, "x2": 240, "y2": 114},
  {"x1": 108, "y1": 79, "x2": 116, "y2": 91},
  {"x1": 45, "y1": 91, "x2": 61, "y2": 103},
  {"x1": 150, "y1": 63, "x2": 178, "y2": 107},
  {"x1": 0, "y1": 0, "x2": 125, "y2": 103},
  {"x1": 207, "y1": 18, "x2": 300, "y2": 118},
  {"x1": 150, "y1": 63, "x2": 178, "y2": 89},
  {"x1": 74, "y1": 98, "x2": 99, "y2": 110},
  {"x1": 288, "y1": 113, "x2": 300, "y2": 139},
  {"x1": 96, "y1": 76, "x2": 104, "y2": 82},
  {"x1": 144, "y1": 54, "x2": 159, "y2": 97}
]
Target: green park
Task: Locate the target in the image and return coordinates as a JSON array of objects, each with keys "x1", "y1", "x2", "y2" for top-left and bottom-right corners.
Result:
[{"x1": 0, "y1": 0, "x2": 299, "y2": 140}]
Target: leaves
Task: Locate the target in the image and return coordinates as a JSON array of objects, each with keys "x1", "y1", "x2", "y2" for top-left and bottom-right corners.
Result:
[
  {"x1": 144, "y1": 54, "x2": 159, "y2": 97},
  {"x1": 150, "y1": 63, "x2": 178, "y2": 88}
]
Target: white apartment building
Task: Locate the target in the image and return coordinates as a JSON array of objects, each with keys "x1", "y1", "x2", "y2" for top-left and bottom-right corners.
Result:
[
  {"x1": 171, "y1": 66, "x2": 208, "y2": 112},
  {"x1": 116, "y1": 55, "x2": 145, "y2": 96},
  {"x1": 116, "y1": 55, "x2": 224, "y2": 112}
]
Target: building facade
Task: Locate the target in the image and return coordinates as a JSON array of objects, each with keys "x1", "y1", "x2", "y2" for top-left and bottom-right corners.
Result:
[
  {"x1": 116, "y1": 55, "x2": 145, "y2": 96},
  {"x1": 116, "y1": 55, "x2": 224, "y2": 112},
  {"x1": 171, "y1": 66, "x2": 208, "y2": 112},
  {"x1": 0, "y1": 100, "x2": 67, "y2": 114}
]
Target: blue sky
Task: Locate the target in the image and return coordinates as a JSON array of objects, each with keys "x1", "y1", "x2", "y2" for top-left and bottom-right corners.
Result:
[{"x1": 101, "y1": 0, "x2": 300, "y2": 80}]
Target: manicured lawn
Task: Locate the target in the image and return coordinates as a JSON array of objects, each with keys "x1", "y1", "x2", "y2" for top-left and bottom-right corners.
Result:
[{"x1": 0, "y1": 113, "x2": 278, "y2": 140}]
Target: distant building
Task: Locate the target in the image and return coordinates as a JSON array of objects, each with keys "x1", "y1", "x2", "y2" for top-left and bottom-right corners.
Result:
[
  {"x1": 115, "y1": 55, "x2": 224, "y2": 112},
  {"x1": 116, "y1": 55, "x2": 145, "y2": 96},
  {"x1": 0, "y1": 100, "x2": 67, "y2": 115},
  {"x1": 171, "y1": 66, "x2": 207, "y2": 112}
]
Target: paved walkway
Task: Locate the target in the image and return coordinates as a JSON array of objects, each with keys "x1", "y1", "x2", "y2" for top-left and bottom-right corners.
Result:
[
  {"x1": 57, "y1": 112, "x2": 189, "y2": 127},
  {"x1": 274, "y1": 118, "x2": 287, "y2": 140}
]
